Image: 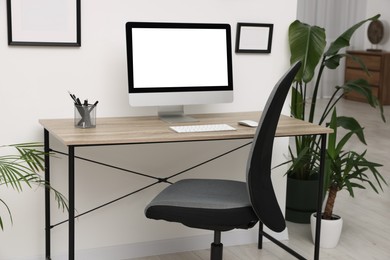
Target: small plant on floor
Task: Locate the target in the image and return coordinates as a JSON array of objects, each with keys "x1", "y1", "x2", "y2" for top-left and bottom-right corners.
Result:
[
  {"x1": 322, "y1": 109, "x2": 387, "y2": 219},
  {"x1": 0, "y1": 142, "x2": 68, "y2": 230}
]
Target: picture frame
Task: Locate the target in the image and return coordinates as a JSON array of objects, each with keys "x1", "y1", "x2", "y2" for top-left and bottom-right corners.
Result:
[
  {"x1": 7, "y1": 0, "x2": 81, "y2": 46},
  {"x1": 235, "y1": 23, "x2": 273, "y2": 53}
]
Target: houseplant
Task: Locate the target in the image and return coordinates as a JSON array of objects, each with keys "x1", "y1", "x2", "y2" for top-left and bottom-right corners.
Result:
[
  {"x1": 0, "y1": 142, "x2": 67, "y2": 230},
  {"x1": 310, "y1": 109, "x2": 387, "y2": 248},
  {"x1": 285, "y1": 14, "x2": 385, "y2": 223}
]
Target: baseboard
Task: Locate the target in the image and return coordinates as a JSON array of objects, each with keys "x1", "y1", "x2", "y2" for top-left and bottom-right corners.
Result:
[{"x1": 6, "y1": 228, "x2": 288, "y2": 260}]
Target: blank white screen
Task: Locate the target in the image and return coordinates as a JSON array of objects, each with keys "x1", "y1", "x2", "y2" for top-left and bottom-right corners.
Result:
[{"x1": 131, "y1": 28, "x2": 229, "y2": 88}]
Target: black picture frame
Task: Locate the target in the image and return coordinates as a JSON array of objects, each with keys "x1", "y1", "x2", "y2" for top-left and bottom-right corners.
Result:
[
  {"x1": 7, "y1": 0, "x2": 81, "y2": 46},
  {"x1": 235, "y1": 23, "x2": 273, "y2": 53}
]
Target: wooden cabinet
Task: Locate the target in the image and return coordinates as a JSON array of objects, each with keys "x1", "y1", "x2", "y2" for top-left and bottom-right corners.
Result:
[{"x1": 344, "y1": 50, "x2": 390, "y2": 105}]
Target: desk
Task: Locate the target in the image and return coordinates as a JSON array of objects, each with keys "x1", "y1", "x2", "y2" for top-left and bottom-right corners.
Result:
[{"x1": 40, "y1": 111, "x2": 332, "y2": 260}]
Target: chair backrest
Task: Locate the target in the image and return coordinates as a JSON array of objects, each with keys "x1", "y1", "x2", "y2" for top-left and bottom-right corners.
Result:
[{"x1": 246, "y1": 61, "x2": 301, "y2": 232}]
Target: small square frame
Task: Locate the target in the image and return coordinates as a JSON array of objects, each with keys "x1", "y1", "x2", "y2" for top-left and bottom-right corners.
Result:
[
  {"x1": 235, "y1": 23, "x2": 273, "y2": 53},
  {"x1": 7, "y1": 0, "x2": 81, "y2": 46}
]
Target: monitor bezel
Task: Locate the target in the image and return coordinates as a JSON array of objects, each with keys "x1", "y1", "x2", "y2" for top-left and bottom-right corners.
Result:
[{"x1": 125, "y1": 21, "x2": 233, "y2": 94}]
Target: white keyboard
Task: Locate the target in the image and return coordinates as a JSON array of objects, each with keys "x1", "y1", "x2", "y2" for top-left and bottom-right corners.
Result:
[{"x1": 170, "y1": 124, "x2": 236, "y2": 133}]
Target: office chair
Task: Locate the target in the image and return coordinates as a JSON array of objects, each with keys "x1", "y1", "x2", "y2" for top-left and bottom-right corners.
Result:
[{"x1": 145, "y1": 61, "x2": 302, "y2": 260}]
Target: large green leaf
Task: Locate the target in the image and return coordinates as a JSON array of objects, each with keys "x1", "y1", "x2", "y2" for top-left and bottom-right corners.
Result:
[
  {"x1": 340, "y1": 79, "x2": 385, "y2": 122},
  {"x1": 336, "y1": 116, "x2": 366, "y2": 145},
  {"x1": 327, "y1": 109, "x2": 338, "y2": 158},
  {"x1": 325, "y1": 14, "x2": 380, "y2": 56},
  {"x1": 341, "y1": 79, "x2": 376, "y2": 104},
  {"x1": 289, "y1": 20, "x2": 326, "y2": 83},
  {"x1": 324, "y1": 54, "x2": 344, "y2": 70},
  {"x1": 291, "y1": 86, "x2": 304, "y2": 120}
]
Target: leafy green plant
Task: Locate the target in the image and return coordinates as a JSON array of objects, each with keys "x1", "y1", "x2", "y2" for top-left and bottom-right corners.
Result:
[
  {"x1": 287, "y1": 14, "x2": 384, "y2": 181},
  {"x1": 323, "y1": 109, "x2": 387, "y2": 219},
  {"x1": 285, "y1": 14, "x2": 388, "y2": 221},
  {"x1": 0, "y1": 143, "x2": 68, "y2": 230}
]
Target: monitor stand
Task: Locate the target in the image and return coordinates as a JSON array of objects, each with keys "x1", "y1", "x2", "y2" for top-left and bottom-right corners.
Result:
[{"x1": 158, "y1": 106, "x2": 198, "y2": 123}]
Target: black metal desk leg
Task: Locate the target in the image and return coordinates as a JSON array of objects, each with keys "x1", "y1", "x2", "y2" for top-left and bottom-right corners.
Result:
[
  {"x1": 69, "y1": 146, "x2": 75, "y2": 260},
  {"x1": 258, "y1": 221, "x2": 263, "y2": 249},
  {"x1": 44, "y1": 129, "x2": 51, "y2": 260},
  {"x1": 314, "y1": 134, "x2": 327, "y2": 260}
]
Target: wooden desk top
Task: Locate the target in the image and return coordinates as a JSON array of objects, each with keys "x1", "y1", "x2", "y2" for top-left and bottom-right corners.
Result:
[{"x1": 39, "y1": 112, "x2": 332, "y2": 146}]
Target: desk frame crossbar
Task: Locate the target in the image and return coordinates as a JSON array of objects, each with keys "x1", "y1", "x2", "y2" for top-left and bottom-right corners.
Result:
[{"x1": 46, "y1": 141, "x2": 252, "y2": 229}]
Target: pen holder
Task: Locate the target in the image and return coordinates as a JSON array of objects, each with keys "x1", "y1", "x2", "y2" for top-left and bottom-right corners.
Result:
[{"x1": 74, "y1": 104, "x2": 96, "y2": 128}]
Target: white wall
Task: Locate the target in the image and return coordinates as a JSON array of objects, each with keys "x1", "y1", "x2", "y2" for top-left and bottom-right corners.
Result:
[
  {"x1": 0, "y1": 0, "x2": 297, "y2": 259},
  {"x1": 365, "y1": 0, "x2": 390, "y2": 50}
]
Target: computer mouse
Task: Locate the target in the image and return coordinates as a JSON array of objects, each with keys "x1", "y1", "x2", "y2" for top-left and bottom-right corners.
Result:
[{"x1": 238, "y1": 120, "x2": 258, "y2": 127}]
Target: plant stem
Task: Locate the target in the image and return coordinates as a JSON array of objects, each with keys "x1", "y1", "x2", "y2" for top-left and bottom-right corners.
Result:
[
  {"x1": 309, "y1": 57, "x2": 326, "y2": 123},
  {"x1": 319, "y1": 88, "x2": 342, "y2": 125},
  {"x1": 302, "y1": 82, "x2": 307, "y2": 120},
  {"x1": 323, "y1": 184, "x2": 338, "y2": 219}
]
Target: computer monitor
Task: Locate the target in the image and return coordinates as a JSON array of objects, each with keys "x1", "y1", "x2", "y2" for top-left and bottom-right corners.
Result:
[{"x1": 125, "y1": 22, "x2": 233, "y2": 122}]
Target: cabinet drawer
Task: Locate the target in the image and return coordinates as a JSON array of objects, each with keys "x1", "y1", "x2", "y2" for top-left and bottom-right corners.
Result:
[
  {"x1": 345, "y1": 69, "x2": 380, "y2": 86},
  {"x1": 346, "y1": 54, "x2": 381, "y2": 71}
]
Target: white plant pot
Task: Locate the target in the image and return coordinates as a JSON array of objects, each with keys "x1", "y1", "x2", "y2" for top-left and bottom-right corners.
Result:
[{"x1": 310, "y1": 213, "x2": 343, "y2": 248}]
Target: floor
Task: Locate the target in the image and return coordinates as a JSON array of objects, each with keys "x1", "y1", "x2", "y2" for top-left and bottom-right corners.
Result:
[{"x1": 129, "y1": 99, "x2": 390, "y2": 260}]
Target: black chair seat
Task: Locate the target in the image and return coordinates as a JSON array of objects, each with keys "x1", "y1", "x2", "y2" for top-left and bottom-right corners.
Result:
[{"x1": 145, "y1": 179, "x2": 258, "y2": 231}]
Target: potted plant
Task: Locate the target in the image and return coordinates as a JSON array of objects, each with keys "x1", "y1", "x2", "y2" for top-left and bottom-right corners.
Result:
[
  {"x1": 285, "y1": 14, "x2": 385, "y2": 223},
  {"x1": 0, "y1": 142, "x2": 67, "y2": 230},
  {"x1": 310, "y1": 109, "x2": 387, "y2": 248}
]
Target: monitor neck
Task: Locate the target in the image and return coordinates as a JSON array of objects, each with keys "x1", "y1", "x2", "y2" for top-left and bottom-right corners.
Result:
[{"x1": 158, "y1": 106, "x2": 198, "y2": 123}]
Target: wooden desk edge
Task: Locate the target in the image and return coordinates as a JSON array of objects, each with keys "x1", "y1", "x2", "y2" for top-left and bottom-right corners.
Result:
[{"x1": 39, "y1": 112, "x2": 332, "y2": 146}]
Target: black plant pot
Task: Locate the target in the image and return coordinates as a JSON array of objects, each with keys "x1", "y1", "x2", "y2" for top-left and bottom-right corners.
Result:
[{"x1": 285, "y1": 177, "x2": 320, "y2": 223}]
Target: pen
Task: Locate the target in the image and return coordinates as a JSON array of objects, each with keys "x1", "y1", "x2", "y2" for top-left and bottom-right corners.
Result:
[
  {"x1": 88, "y1": 101, "x2": 99, "y2": 112},
  {"x1": 68, "y1": 91, "x2": 77, "y2": 104}
]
